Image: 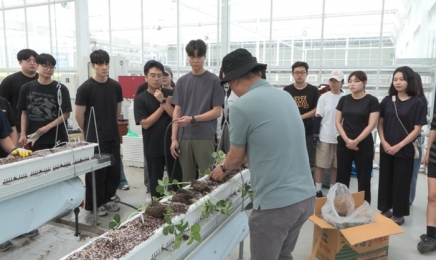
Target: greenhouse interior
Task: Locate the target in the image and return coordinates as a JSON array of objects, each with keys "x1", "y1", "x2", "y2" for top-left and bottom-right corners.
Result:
[{"x1": 0, "y1": 0, "x2": 436, "y2": 259}]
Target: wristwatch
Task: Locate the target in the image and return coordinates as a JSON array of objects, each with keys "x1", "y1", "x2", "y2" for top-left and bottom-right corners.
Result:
[
  {"x1": 220, "y1": 162, "x2": 232, "y2": 173},
  {"x1": 191, "y1": 116, "x2": 196, "y2": 124},
  {"x1": 160, "y1": 98, "x2": 166, "y2": 104}
]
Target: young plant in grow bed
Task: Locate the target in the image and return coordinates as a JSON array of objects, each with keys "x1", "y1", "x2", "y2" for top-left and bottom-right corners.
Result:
[{"x1": 162, "y1": 206, "x2": 202, "y2": 249}]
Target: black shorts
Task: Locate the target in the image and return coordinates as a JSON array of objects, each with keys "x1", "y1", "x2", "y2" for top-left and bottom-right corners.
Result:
[{"x1": 428, "y1": 161, "x2": 436, "y2": 178}]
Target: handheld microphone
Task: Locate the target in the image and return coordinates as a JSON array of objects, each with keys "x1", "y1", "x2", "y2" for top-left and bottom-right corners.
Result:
[{"x1": 392, "y1": 95, "x2": 396, "y2": 102}]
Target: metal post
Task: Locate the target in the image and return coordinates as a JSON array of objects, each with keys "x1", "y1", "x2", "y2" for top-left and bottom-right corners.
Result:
[
  {"x1": 238, "y1": 240, "x2": 244, "y2": 259},
  {"x1": 319, "y1": 0, "x2": 326, "y2": 84},
  {"x1": 376, "y1": 0, "x2": 386, "y2": 98},
  {"x1": 74, "y1": 207, "x2": 80, "y2": 236},
  {"x1": 92, "y1": 170, "x2": 98, "y2": 226}
]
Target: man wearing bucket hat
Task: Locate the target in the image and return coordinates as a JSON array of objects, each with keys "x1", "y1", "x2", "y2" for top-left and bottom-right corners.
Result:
[{"x1": 210, "y1": 48, "x2": 315, "y2": 260}]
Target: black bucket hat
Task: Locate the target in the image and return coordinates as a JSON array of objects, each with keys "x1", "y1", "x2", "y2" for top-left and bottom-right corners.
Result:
[{"x1": 221, "y1": 48, "x2": 267, "y2": 85}]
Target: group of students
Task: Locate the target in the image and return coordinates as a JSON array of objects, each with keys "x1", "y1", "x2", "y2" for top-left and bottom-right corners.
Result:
[
  {"x1": 1, "y1": 44, "x2": 436, "y2": 256},
  {"x1": 284, "y1": 61, "x2": 436, "y2": 253}
]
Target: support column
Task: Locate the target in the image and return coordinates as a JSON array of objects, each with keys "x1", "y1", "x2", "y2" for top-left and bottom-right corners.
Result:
[{"x1": 75, "y1": 0, "x2": 90, "y2": 86}]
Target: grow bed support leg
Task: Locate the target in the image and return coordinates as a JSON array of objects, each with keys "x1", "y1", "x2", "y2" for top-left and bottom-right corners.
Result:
[
  {"x1": 238, "y1": 241, "x2": 244, "y2": 259},
  {"x1": 74, "y1": 207, "x2": 80, "y2": 236}
]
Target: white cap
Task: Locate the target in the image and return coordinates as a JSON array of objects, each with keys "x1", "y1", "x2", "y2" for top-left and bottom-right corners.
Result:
[{"x1": 329, "y1": 70, "x2": 344, "y2": 81}]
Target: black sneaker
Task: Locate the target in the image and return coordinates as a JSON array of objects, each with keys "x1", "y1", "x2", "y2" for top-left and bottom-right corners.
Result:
[
  {"x1": 381, "y1": 210, "x2": 393, "y2": 218},
  {"x1": 392, "y1": 216, "x2": 405, "y2": 226},
  {"x1": 418, "y1": 237, "x2": 436, "y2": 253},
  {"x1": 316, "y1": 190, "x2": 324, "y2": 198}
]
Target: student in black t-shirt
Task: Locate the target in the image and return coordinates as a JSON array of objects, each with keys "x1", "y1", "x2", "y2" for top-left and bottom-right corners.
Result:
[
  {"x1": 377, "y1": 66, "x2": 427, "y2": 226},
  {"x1": 0, "y1": 49, "x2": 39, "y2": 133},
  {"x1": 134, "y1": 60, "x2": 182, "y2": 198},
  {"x1": 283, "y1": 61, "x2": 320, "y2": 175},
  {"x1": 335, "y1": 71, "x2": 380, "y2": 204},
  {"x1": 17, "y1": 53, "x2": 72, "y2": 151},
  {"x1": 75, "y1": 50, "x2": 123, "y2": 216},
  {"x1": 0, "y1": 97, "x2": 17, "y2": 158}
]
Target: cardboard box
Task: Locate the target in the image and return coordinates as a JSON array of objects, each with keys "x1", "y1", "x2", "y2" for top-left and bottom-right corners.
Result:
[{"x1": 309, "y1": 192, "x2": 403, "y2": 260}]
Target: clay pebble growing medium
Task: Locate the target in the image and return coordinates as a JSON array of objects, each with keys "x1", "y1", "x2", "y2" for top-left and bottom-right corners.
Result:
[
  {"x1": 0, "y1": 142, "x2": 92, "y2": 166},
  {"x1": 64, "y1": 170, "x2": 246, "y2": 259},
  {"x1": 65, "y1": 202, "x2": 189, "y2": 259}
]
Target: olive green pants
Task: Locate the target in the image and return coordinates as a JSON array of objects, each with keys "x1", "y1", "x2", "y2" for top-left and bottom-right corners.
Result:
[{"x1": 178, "y1": 139, "x2": 215, "y2": 182}]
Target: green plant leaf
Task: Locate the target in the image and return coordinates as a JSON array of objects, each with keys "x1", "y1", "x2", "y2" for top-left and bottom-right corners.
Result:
[
  {"x1": 172, "y1": 179, "x2": 179, "y2": 185},
  {"x1": 158, "y1": 179, "x2": 164, "y2": 186},
  {"x1": 169, "y1": 225, "x2": 175, "y2": 234},
  {"x1": 109, "y1": 220, "x2": 117, "y2": 230},
  {"x1": 176, "y1": 231, "x2": 185, "y2": 239},
  {"x1": 192, "y1": 232, "x2": 201, "y2": 242},
  {"x1": 164, "y1": 216, "x2": 172, "y2": 225},
  {"x1": 190, "y1": 224, "x2": 201, "y2": 233},
  {"x1": 166, "y1": 206, "x2": 173, "y2": 215},
  {"x1": 114, "y1": 213, "x2": 121, "y2": 223},
  {"x1": 211, "y1": 152, "x2": 217, "y2": 158},
  {"x1": 163, "y1": 176, "x2": 169, "y2": 185},
  {"x1": 163, "y1": 226, "x2": 170, "y2": 235},
  {"x1": 187, "y1": 236, "x2": 194, "y2": 245}
]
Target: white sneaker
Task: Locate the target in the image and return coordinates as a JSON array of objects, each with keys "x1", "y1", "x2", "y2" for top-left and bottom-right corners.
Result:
[
  {"x1": 93, "y1": 206, "x2": 108, "y2": 217},
  {"x1": 104, "y1": 201, "x2": 120, "y2": 212}
]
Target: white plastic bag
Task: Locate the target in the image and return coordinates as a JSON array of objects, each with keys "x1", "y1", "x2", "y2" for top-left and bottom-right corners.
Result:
[{"x1": 321, "y1": 183, "x2": 376, "y2": 229}]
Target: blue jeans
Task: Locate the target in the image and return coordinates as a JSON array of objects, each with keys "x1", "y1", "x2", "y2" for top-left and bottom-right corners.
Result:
[
  {"x1": 410, "y1": 136, "x2": 423, "y2": 204},
  {"x1": 118, "y1": 158, "x2": 129, "y2": 188}
]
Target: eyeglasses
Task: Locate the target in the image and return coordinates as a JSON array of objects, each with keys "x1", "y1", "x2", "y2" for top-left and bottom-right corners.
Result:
[
  {"x1": 149, "y1": 74, "x2": 163, "y2": 79},
  {"x1": 41, "y1": 65, "x2": 56, "y2": 71},
  {"x1": 293, "y1": 71, "x2": 307, "y2": 75},
  {"x1": 25, "y1": 59, "x2": 36, "y2": 64}
]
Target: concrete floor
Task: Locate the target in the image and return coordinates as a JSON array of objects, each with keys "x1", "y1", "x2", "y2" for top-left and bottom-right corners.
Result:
[{"x1": 1, "y1": 162, "x2": 435, "y2": 259}]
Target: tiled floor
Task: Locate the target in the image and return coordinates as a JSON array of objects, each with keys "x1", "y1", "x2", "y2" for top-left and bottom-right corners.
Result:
[{"x1": 1, "y1": 164, "x2": 435, "y2": 259}]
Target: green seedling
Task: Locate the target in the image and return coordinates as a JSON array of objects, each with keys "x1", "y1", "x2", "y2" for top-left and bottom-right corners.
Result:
[
  {"x1": 156, "y1": 176, "x2": 191, "y2": 196},
  {"x1": 109, "y1": 213, "x2": 121, "y2": 229}
]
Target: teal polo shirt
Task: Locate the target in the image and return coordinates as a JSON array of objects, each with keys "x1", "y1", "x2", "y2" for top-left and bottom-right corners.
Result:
[{"x1": 229, "y1": 79, "x2": 315, "y2": 210}]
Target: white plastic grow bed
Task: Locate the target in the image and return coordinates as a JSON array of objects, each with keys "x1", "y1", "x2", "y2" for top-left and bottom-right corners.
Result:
[
  {"x1": 0, "y1": 143, "x2": 97, "y2": 185},
  {"x1": 62, "y1": 169, "x2": 251, "y2": 260}
]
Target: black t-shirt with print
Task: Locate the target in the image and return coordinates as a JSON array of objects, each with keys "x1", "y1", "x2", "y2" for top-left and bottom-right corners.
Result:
[
  {"x1": 380, "y1": 95, "x2": 427, "y2": 158},
  {"x1": 336, "y1": 94, "x2": 380, "y2": 141},
  {"x1": 134, "y1": 88, "x2": 173, "y2": 157},
  {"x1": 283, "y1": 83, "x2": 320, "y2": 136},
  {"x1": 0, "y1": 72, "x2": 38, "y2": 132},
  {"x1": 17, "y1": 80, "x2": 72, "y2": 145},
  {"x1": 0, "y1": 97, "x2": 16, "y2": 158},
  {"x1": 75, "y1": 77, "x2": 123, "y2": 142}
]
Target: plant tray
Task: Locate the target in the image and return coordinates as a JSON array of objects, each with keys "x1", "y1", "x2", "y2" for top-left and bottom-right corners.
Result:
[
  {"x1": 62, "y1": 169, "x2": 251, "y2": 260},
  {"x1": 0, "y1": 143, "x2": 97, "y2": 185}
]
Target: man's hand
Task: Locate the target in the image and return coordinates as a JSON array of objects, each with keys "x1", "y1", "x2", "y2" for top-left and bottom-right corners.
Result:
[
  {"x1": 154, "y1": 90, "x2": 164, "y2": 102},
  {"x1": 167, "y1": 96, "x2": 172, "y2": 105},
  {"x1": 11, "y1": 148, "x2": 32, "y2": 157},
  {"x1": 177, "y1": 116, "x2": 192, "y2": 127},
  {"x1": 346, "y1": 139, "x2": 359, "y2": 151},
  {"x1": 386, "y1": 143, "x2": 402, "y2": 155},
  {"x1": 423, "y1": 153, "x2": 429, "y2": 167},
  {"x1": 26, "y1": 132, "x2": 41, "y2": 147},
  {"x1": 170, "y1": 140, "x2": 180, "y2": 159},
  {"x1": 209, "y1": 165, "x2": 228, "y2": 182},
  {"x1": 18, "y1": 134, "x2": 27, "y2": 147},
  {"x1": 36, "y1": 125, "x2": 50, "y2": 136}
]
